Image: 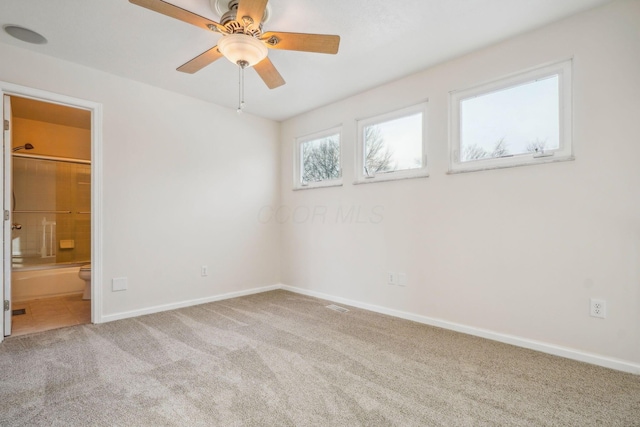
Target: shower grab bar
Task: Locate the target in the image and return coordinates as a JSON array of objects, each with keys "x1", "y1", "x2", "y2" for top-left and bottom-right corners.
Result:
[
  {"x1": 13, "y1": 210, "x2": 72, "y2": 214},
  {"x1": 41, "y1": 217, "x2": 56, "y2": 258}
]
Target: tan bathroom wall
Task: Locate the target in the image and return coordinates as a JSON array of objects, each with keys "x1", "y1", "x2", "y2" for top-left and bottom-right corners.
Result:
[{"x1": 12, "y1": 118, "x2": 90, "y2": 160}]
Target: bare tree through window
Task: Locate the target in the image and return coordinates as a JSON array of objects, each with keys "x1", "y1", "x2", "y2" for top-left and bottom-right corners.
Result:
[
  {"x1": 301, "y1": 134, "x2": 341, "y2": 183},
  {"x1": 462, "y1": 137, "x2": 510, "y2": 161},
  {"x1": 364, "y1": 125, "x2": 394, "y2": 176},
  {"x1": 526, "y1": 138, "x2": 548, "y2": 154}
]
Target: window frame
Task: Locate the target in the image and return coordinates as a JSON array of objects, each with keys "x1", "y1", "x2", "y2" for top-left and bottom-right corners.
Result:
[
  {"x1": 449, "y1": 59, "x2": 573, "y2": 174},
  {"x1": 293, "y1": 125, "x2": 343, "y2": 190},
  {"x1": 354, "y1": 102, "x2": 428, "y2": 185}
]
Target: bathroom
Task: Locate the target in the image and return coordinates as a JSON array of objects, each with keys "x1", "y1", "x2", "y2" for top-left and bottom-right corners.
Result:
[{"x1": 8, "y1": 96, "x2": 92, "y2": 336}]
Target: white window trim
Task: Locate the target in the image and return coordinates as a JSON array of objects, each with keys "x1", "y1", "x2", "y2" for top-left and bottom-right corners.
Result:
[
  {"x1": 354, "y1": 102, "x2": 428, "y2": 185},
  {"x1": 293, "y1": 125, "x2": 343, "y2": 190},
  {"x1": 448, "y1": 59, "x2": 573, "y2": 174}
]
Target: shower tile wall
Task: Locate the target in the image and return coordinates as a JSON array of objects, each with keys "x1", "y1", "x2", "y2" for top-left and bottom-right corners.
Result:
[{"x1": 12, "y1": 157, "x2": 91, "y2": 268}]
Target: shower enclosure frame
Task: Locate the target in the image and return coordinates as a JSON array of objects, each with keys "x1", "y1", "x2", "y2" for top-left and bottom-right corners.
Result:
[{"x1": 0, "y1": 81, "x2": 103, "y2": 340}]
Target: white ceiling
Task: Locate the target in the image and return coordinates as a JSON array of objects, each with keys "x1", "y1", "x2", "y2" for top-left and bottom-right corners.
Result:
[{"x1": 0, "y1": 0, "x2": 611, "y2": 122}]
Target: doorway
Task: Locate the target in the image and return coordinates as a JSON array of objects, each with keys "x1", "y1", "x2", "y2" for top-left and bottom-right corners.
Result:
[
  {"x1": 1, "y1": 82, "x2": 103, "y2": 340},
  {"x1": 10, "y1": 96, "x2": 91, "y2": 335}
]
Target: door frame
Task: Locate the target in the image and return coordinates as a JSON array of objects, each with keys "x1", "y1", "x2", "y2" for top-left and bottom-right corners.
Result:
[
  {"x1": 3, "y1": 94, "x2": 12, "y2": 336},
  {"x1": 0, "y1": 81, "x2": 103, "y2": 341}
]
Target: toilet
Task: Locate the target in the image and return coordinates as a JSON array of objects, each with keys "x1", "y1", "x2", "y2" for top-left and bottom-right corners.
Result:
[{"x1": 78, "y1": 264, "x2": 91, "y2": 300}]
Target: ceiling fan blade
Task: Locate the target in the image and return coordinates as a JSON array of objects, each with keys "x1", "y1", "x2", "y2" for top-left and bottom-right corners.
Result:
[
  {"x1": 262, "y1": 32, "x2": 340, "y2": 54},
  {"x1": 129, "y1": 0, "x2": 225, "y2": 32},
  {"x1": 236, "y1": 0, "x2": 268, "y2": 27},
  {"x1": 177, "y1": 46, "x2": 224, "y2": 73},
  {"x1": 254, "y1": 57, "x2": 285, "y2": 89}
]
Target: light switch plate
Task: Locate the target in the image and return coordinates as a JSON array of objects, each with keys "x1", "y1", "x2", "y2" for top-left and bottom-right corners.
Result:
[{"x1": 388, "y1": 272, "x2": 397, "y2": 285}]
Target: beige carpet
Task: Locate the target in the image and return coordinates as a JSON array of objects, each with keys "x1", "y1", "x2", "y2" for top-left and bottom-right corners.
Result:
[{"x1": 1, "y1": 290, "x2": 638, "y2": 426}]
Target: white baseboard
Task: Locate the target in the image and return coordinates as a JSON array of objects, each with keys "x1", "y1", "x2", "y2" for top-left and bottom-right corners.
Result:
[
  {"x1": 280, "y1": 285, "x2": 640, "y2": 375},
  {"x1": 96, "y1": 283, "x2": 639, "y2": 374},
  {"x1": 99, "y1": 284, "x2": 281, "y2": 323}
]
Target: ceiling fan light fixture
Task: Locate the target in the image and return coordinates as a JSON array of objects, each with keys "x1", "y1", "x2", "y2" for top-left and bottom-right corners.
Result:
[{"x1": 218, "y1": 34, "x2": 267, "y2": 67}]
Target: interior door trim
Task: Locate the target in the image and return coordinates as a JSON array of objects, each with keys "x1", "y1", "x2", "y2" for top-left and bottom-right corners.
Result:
[{"x1": 0, "y1": 81, "x2": 104, "y2": 341}]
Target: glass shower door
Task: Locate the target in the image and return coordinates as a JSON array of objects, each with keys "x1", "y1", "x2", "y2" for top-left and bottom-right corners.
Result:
[{"x1": 12, "y1": 156, "x2": 91, "y2": 269}]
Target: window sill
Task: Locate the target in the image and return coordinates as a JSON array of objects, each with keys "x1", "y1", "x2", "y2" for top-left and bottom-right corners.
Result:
[
  {"x1": 448, "y1": 155, "x2": 574, "y2": 174},
  {"x1": 353, "y1": 170, "x2": 429, "y2": 185},
  {"x1": 293, "y1": 181, "x2": 343, "y2": 191}
]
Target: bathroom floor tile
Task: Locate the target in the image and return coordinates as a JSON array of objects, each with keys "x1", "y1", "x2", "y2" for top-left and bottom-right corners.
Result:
[
  {"x1": 10, "y1": 293, "x2": 91, "y2": 337},
  {"x1": 12, "y1": 315, "x2": 33, "y2": 329}
]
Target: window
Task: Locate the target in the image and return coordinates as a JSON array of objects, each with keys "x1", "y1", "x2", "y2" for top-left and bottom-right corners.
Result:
[
  {"x1": 294, "y1": 126, "x2": 342, "y2": 189},
  {"x1": 449, "y1": 59, "x2": 573, "y2": 173},
  {"x1": 355, "y1": 103, "x2": 427, "y2": 184}
]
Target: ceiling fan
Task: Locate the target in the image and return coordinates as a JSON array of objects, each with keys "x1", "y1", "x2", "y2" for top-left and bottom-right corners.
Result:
[{"x1": 129, "y1": 0, "x2": 340, "y2": 91}]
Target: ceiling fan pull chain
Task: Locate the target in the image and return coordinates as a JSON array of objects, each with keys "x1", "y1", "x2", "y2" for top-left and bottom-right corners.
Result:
[
  {"x1": 237, "y1": 64, "x2": 241, "y2": 112},
  {"x1": 241, "y1": 64, "x2": 245, "y2": 110},
  {"x1": 236, "y1": 60, "x2": 249, "y2": 113}
]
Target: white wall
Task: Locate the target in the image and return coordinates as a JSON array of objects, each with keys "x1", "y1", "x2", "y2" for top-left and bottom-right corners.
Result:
[
  {"x1": 280, "y1": 0, "x2": 640, "y2": 367},
  {"x1": 0, "y1": 43, "x2": 281, "y2": 318}
]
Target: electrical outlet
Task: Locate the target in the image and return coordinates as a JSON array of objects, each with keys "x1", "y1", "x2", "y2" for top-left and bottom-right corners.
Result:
[
  {"x1": 112, "y1": 277, "x2": 128, "y2": 292},
  {"x1": 590, "y1": 298, "x2": 606, "y2": 318},
  {"x1": 398, "y1": 273, "x2": 407, "y2": 287},
  {"x1": 388, "y1": 272, "x2": 397, "y2": 285},
  {"x1": 201, "y1": 266, "x2": 208, "y2": 277}
]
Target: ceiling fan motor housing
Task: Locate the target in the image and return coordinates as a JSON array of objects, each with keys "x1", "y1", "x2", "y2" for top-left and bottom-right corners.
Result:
[
  {"x1": 213, "y1": 0, "x2": 270, "y2": 30},
  {"x1": 220, "y1": 1, "x2": 239, "y2": 26}
]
